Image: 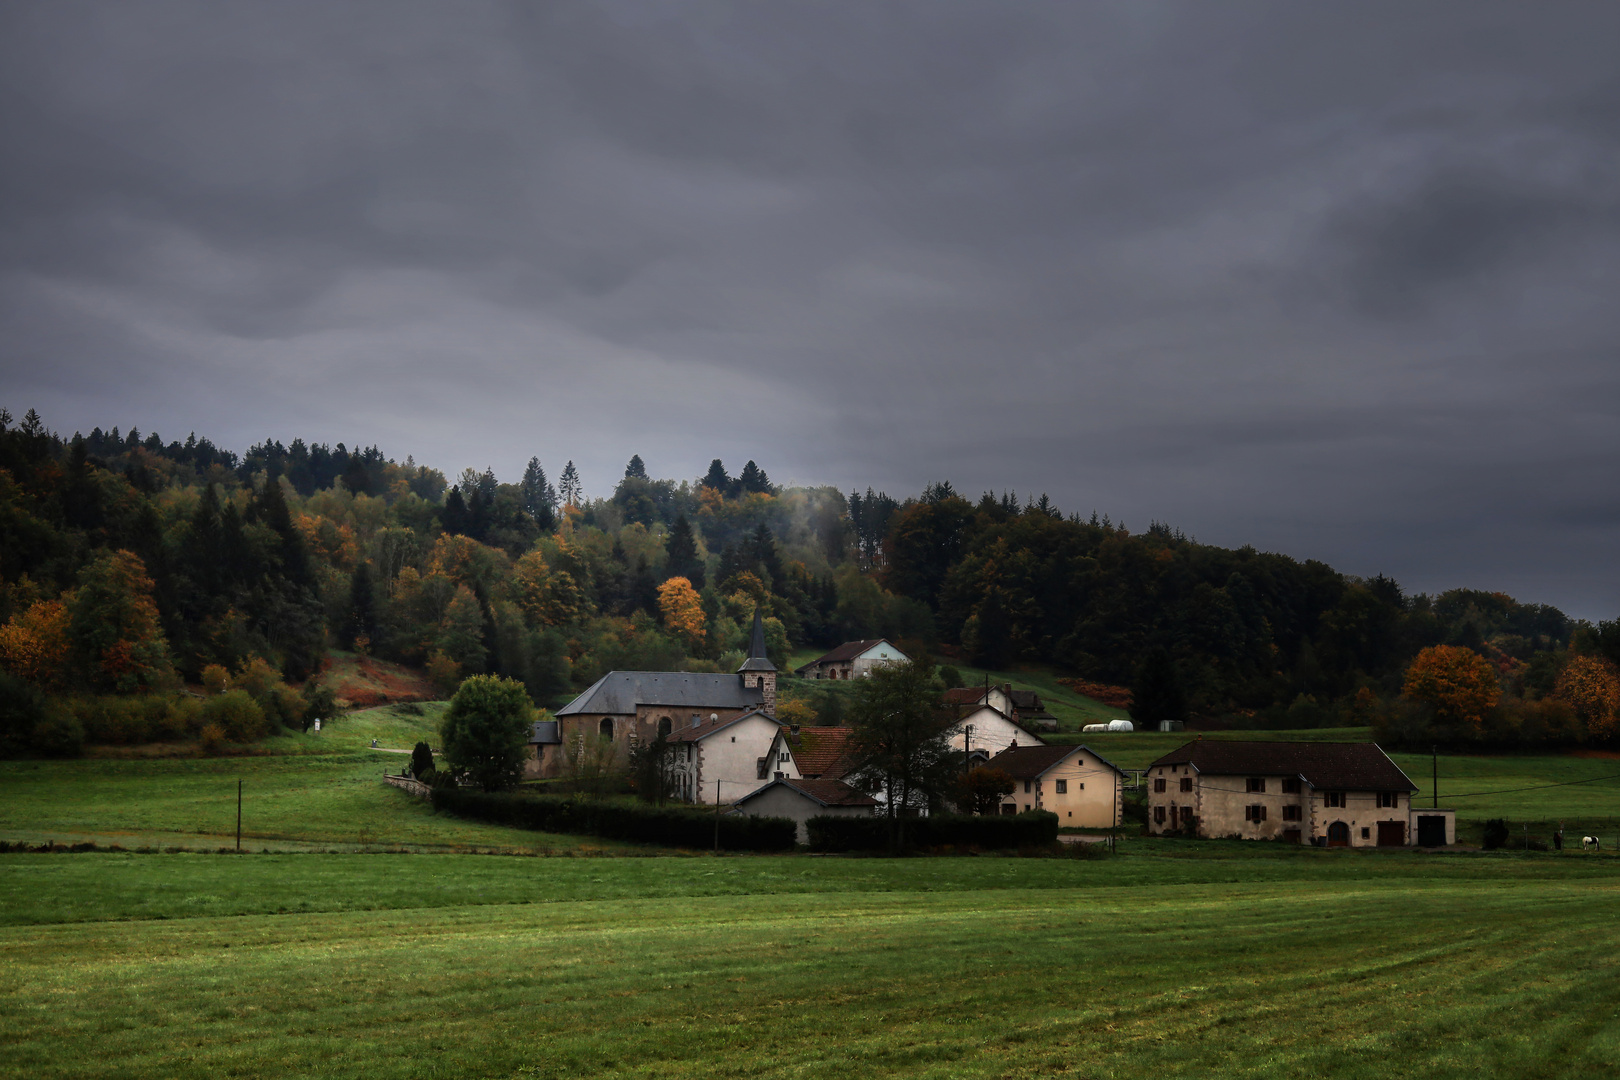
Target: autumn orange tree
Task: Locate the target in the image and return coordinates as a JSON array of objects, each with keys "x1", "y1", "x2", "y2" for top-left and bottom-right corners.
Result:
[
  {"x1": 65, "y1": 550, "x2": 175, "y2": 693},
  {"x1": 1555, "y1": 655, "x2": 1620, "y2": 741},
  {"x1": 657, "y1": 576, "x2": 706, "y2": 648},
  {"x1": 0, "y1": 599, "x2": 72, "y2": 689},
  {"x1": 1402, "y1": 645, "x2": 1500, "y2": 732}
]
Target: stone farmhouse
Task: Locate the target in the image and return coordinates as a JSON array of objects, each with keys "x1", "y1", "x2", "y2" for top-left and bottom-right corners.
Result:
[
  {"x1": 796, "y1": 638, "x2": 908, "y2": 680},
  {"x1": 1145, "y1": 740, "x2": 1452, "y2": 847},
  {"x1": 988, "y1": 744, "x2": 1123, "y2": 826},
  {"x1": 545, "y1": 611, "x2": 779, "y2": 780}
]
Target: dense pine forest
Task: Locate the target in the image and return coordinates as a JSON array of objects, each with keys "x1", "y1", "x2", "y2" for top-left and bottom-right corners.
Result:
[{"x1": 2, "y1": 405, "x2": 1616, "y2": 756}]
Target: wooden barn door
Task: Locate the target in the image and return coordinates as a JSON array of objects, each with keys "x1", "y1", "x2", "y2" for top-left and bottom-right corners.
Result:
[
  {"x1": 1327, "y1": 821, "x2": 1350, "y2": 847},
  {"x1": 1377, "y1": 821, "x2": 1406, "y2": 847}
]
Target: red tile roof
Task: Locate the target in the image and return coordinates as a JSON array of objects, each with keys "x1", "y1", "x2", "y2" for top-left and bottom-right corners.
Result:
[
  {"x1": 942, "y1": 687, "x2": 987, "y2": 706},
  {"x1": 787, "y1": 726, "x2": 857, "y2": 779},
  {"x1": 1148, "y1": 740, "x2": 1416, "y2": 791}
]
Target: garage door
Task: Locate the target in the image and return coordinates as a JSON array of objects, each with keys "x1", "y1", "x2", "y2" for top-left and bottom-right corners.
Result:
[
  {"x1": 1377, "y1": 821, "x2": 1406, "y2": 847},
  {"x1": 1416, "y1": 816, "x2": 1446, "y2": 847}
]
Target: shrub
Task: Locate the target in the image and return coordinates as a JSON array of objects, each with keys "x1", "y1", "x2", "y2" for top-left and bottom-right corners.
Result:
[
  {"x1": 203, "y1": 690, "x2": 269, "y2": 742},
  {"x1": 1483, "y1": 818, "x2": 1510, "y2": 850},
  {"x1": 199, "y1": 722, "x2": 226, "y2": 754},
  {"x1": 0, "y1": 671, "x2": 47, "y2": 755},
  {"x1": 200, "y1": 664, "x2": 231, "y2": 696},
  {"x1": 411, "y1": 741, "x2": 434, "y2": 778},
  {"x1": 30, "y1": 702, "x2": 84, "y2": 757},
  {"x1": 806, "y1": 811, "x2": 1061, "y2": 852},
  {"x1": 430, "y1": 789, "x2": 797, "y2": 851}
]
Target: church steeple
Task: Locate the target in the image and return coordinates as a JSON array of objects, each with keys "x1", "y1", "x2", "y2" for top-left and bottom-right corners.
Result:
[{"x1": 736, "y1": 608, "x2": 778, "y2": 717}]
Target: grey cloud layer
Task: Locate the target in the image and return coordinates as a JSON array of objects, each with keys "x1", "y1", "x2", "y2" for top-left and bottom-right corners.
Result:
[{"x1": 1, "y1": 2, "x2": 1617, "y2": 616}]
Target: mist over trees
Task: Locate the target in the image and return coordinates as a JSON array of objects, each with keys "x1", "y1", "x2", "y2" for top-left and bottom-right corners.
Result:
[{"x1": 2, "y1": 404, "x2": 1617, "y2": 756}]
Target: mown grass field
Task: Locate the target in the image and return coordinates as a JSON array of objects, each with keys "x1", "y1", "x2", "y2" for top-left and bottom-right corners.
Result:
[
  {"x1": 0, "y1": 704, "x2": 625, "y2": 853},
  {"x1": 3, "y1": 848, "x2": 1619, "y2": 1078}
]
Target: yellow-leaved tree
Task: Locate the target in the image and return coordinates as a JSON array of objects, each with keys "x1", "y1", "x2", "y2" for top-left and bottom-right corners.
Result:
[
  {"x1": 0, "y1": 599, "x2": 72, "y2": 689},
  {"x1": 657, "y1": 576, "x2": 706, "y2": 649},
  {"x1": 1402, "y1": 645, "x2": 1499, "y2": 732},
  {"x1": 1555, "y1": 655, "x2": 1620, "y2": 741}
]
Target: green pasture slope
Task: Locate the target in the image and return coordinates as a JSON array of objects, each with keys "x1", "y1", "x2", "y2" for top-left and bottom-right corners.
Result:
[
  {"x1": 0, "y1": 704, "x2": 623, "y2": 853},
  {"x1": 3, "y1": 849, "x2": 1620, "y2": 1078}
]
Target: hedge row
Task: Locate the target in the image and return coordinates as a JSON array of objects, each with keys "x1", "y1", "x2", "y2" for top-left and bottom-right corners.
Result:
[
  {"x1": 806, "y1": 811, "x2": 1061, "y2": 852},
  {"x1": 430, "y1": 789, "x2": 797, "y2": 851}
]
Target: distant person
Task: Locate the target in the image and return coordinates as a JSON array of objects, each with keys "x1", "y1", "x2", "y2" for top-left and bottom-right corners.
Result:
[{"x1": 1554, "y1": 827, "x2": 1563, "y2": 851}]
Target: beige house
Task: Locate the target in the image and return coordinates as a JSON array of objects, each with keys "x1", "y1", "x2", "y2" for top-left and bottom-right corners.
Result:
[
  {"x1": 944, "y1": 684, "x2": 1060, "y2": 732},
  {"x1": 988, "y1": 744, "x2": 1124, "y2": 827},
  {"x1": 664, "y1": 709, "x2": 787, "y2": 805},
  {"x1": 1146, "y1": 740, "x2": 1425, "y2": 847},
  {"x1": 730, "y1": 777, "x2": 877, "y2": 844}
]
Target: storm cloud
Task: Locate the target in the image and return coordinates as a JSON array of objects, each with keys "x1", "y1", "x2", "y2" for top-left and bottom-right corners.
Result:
[{"x1": 2, "y1": 1, "x2": 1617, "y2": 616}]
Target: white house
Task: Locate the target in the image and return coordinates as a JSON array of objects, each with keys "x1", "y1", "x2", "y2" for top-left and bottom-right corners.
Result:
[
  {"x1": 947, "y1": 704, "x2": 1045, "y2": 761},
  {"x1": 796, "y1": 639, "x2": 908, "y2": 680},
  {"x1": 664, "y1": 709, "x2": 786, "y2": 805}
]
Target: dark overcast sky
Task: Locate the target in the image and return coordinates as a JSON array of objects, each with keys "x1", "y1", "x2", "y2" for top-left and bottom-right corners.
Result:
[{"x1": 2, "y1": 2, "x2": 1617, "y2": 618}]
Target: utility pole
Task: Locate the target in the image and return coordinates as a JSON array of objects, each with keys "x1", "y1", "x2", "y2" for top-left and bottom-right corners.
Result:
[
  {"x1": 236, "y1": 779, "x2": 242, "y2": 852},
  {"x1": 713, "y1": 780, "x2": 723, "y2": 854},
  {"x1": 964, "y1": 724, "x2": 973, "y2": 775},
  {"x1": 1432, "y1": 745, "x2": 1438, "y2": 809}
]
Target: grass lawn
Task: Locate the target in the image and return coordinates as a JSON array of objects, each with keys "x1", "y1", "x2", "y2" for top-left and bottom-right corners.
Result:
[
  {"x1": 3, "y1": 849, "x2": 1619, "y2": 1078},
  {"x1": 0, "y1": 704, "x2": 625, "y2": 853}
]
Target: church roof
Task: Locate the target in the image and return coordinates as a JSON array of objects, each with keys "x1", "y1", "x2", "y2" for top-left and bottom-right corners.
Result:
[{"x1": 556, "y1": 671, "x2": 764, "y2": 716}]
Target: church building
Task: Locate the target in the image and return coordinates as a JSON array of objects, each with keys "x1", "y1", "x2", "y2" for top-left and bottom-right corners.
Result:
[{"x1": 543, "y1": 611, "x2": 780, "y2": 779}]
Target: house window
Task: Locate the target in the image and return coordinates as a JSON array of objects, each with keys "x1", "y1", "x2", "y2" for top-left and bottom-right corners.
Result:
[
  {"x1": 1378, "y1": 791, "x2": 1400, "y2": 808},
  {"x1": 1024, "y1": 780, "x2": 1032, "y2": 794},
  {"x1": 1325, "y1": 792, "x2": 1346, "y2": 808},
  {"x1": 1247, "y1": 778, "x2": 1266, "y2": 793},
  {"x1": 1154, "y1": 778, "x2": 1167, "y2": 793},
  {"x1": 1282, "y1": 777, "x2": 1301, "y2": 794},
  {"x1": 1154, "y1": 806, "x2": 1167, "y2": 824},
  {"x1": 1055, "y1": 780, "x2": 1067, "y2": 794},
  {"x1": 1361, "y1": 827, "x2": 1371, "y2": 840},
  {"x1": 1282, "y1": 805, "x2": 1302, "y2": 822},
  {"x1": 779, "y1": 752, "x2": 789, "y2": 763},
  {"x1": 1179, "y1": 777, "x2": 1193, "y2": 793},
  {"x1": 599, "y1": 718, "x2": 613, "y2": 741},
  {"x1": 657, "y1": 716, "x2": 672, "y2": 738},
  {"x1": 1245, "y1": 805, "x2": 1268, "y2": 823},
  {"x1": 1180, "y1": 807, "x2": 1194, "y2": 824}
]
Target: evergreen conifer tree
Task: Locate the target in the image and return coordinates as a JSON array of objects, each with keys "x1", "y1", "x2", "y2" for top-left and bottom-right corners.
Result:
[
  {"x1": 1129, "y1": 648, "x2": 1188, "y2": 731},
  {"x1": 737, "y1": 460, "x2": 773, "y2": 495},
  {"x1": 701, "y1": 458, "x2": 730, "y2": 494},
  {"x1": 559, "y1": 461, "x2": 582, "y2": 506},
  {"x1": 625, "y1": 454, "x2": 647, "y2": 479},
  {"x1": 665, "y1": 515, "x2": 704, "y2": 587}
]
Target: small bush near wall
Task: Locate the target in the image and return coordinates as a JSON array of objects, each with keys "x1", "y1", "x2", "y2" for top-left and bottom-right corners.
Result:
[
  {"x1": 807, "y1": 811, "x2": 1061, "y2": 852},
  {"x1": 430, "y1": 789, "x2": 796, "y2": 852}
]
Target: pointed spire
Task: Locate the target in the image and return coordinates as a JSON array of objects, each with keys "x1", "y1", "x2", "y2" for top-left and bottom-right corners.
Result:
[{"x1": 738, "y1": 607, "x2": 776, "y2": 672}]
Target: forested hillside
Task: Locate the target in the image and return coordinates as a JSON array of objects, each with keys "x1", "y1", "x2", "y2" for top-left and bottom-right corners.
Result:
[{"x1": 1, "y1": 405, "x2": 1615, "y2": 755}]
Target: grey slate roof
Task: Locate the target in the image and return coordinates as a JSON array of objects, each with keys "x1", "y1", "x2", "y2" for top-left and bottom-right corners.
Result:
[
  {"x1": 556, "y1": 671, "x2": 765, "y2": 716},
  {"x1": 1148, "y1": 740, "x2": 1417, "y2": 792}
]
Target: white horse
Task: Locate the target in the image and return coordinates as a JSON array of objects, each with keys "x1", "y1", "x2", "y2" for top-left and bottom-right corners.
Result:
[{"x1": 1583, "y1": 836, "x2": 1601, "y2": 851}]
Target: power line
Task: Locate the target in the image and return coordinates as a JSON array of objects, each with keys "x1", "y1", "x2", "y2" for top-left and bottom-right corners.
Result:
[{"x1": 1434, "y1": 772, "x2": 1620, "y2": 800}]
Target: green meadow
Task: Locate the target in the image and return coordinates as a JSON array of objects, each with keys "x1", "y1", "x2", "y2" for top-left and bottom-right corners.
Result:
[
  {"x1": 3, "y1": 849, "x2": 1619, "y2": 1078},
  {"x1": 0, "y1": 704, "x2": 622, "y2": 853}
]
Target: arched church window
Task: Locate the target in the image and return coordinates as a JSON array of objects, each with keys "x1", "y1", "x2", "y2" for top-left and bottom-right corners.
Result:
[
  {"x1": 657, "y1": 716, "x2": 672, "y2": 738},
  {"x1": 599, "y1": 718, "x2": 613, "y2": 741}
]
